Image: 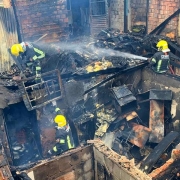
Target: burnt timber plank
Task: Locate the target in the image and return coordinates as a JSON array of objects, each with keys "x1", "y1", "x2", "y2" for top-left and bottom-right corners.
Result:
[
  {"x1": 140, "y1": 131, "x2": 179, "y2": 173},
  {"x1": 153, "y1": 159, "x2": 180, "y2": 180}
]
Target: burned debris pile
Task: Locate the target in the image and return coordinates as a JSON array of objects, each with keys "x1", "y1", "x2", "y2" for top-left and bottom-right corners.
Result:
[
  {"x1": 1, "y1": 28, "x2": 180, "y2": 179},
  {"x1": 69, "y1": 76, "x2": 180, "y2": 179},
  {"x1": 41, "y1": 28, "x2": 151, "y2": 76}
]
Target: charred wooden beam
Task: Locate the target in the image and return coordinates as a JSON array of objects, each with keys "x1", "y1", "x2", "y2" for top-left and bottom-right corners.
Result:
[
  {"x1": 149, "y1": 9, "x2": 180, "y2": 35},
  {"x1": 149, "y1": 149, "x2": 180, "y2": 180},
  {"x1": 84, "y1": 63, "x2": 148, "y2": 94},
  {"x1": 0, "y1": 143, "x2": 13, "y2": 180},
  {"x1": 140, "y1": 131, "x2": 179, "y2": 173}
]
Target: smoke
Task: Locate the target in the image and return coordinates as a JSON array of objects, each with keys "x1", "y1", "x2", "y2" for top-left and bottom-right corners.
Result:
[{"x1": 36, "y1": 41, "x2": 148, "y2": 61}]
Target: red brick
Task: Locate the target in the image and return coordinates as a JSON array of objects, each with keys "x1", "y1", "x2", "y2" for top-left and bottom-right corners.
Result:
[
  {"x1": 169, "y1": 7, "x2": 175, "y2": 11},
  {"x1": 63, "y1": 18, "x2": 68, "y2": 23},
  {"x1": 170, "y1": 2, "x2": 178, "y2": 7},
  {"x1": 160, "y1": 5, "x2": 166, "y2": 10},
  {"x1": 160, "y1": 10, "x2": 164, "y2": 15}
]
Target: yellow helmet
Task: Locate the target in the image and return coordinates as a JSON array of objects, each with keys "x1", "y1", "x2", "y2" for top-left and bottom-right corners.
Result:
[
  {"x1": 11, "y1": 44, "x2": 24, "y2": 56},
  {"x1": 54, "y1": 115, "x2": 67, "y2": 127},
  {"x1": 156, "y1": 40, "x2": 170, "y2": 52}
]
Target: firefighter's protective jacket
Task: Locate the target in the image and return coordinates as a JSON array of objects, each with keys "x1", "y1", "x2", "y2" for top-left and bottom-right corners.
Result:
[
  {"x1": 52, "y1": 126, "x2": 74, "y2": 155},
  {"x1": 150, "y1": 52, "x2": 170, "y2": 73}
]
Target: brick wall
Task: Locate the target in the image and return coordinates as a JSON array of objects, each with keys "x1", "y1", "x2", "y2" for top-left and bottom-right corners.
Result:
[
  {"x1": 130, "y1": 0, "x2": 180, "y2": 38},
  {"x1": 130, "y1": 0, "x2": 147, "y2": 26},
  {"x1": 14, "y1": 0, "x2": 68, "y2": 43},
  {"x1": 148, "y1": 0, "x2": 180, "y2": 35},
  {"x1": 110, "y1": 0, "x2": 124, "y2": 32}
]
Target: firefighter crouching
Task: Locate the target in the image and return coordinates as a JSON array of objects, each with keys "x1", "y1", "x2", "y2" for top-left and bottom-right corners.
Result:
[
  {"x1": 10, "y1": 42, "x2": 45, "y2": 82},
  {"x1": 48, "y1": 114, "x2": 74, "y2": 156}
]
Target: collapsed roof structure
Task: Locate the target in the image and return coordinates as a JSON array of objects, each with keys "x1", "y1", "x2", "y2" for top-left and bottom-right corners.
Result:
[{"x1": 0, "y1": 0, "x2": 180, "y2": 180}]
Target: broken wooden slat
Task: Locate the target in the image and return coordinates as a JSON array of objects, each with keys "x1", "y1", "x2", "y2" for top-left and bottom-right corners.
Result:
[
  {"x1": 140, "y1": 131, "x2": 179, "y2": 173},
  {"x1": 149, "y1": 100, "x2": 164, "y2": 143}
]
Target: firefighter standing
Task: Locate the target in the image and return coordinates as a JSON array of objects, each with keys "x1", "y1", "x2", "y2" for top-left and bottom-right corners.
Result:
[
  {"x1": 149, "y1": 40, "x2": 171, "y2": 73},
  {"x1": 10, "y1": 42, "x2": 45, "y2": 81},
  {"x1": 48, "y1": 114, "x2": 74, "y2": 156}
]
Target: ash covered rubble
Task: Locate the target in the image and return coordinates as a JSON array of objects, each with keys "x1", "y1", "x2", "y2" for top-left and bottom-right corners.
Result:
[
  {"x1": 40, "y1": 28, "x2": 152, "y2": 77},
  {"x1": 56, "y1": 31, "x2": 180, "y2": 178},
  {"x1": 2, "y1": 28, "x2": 180, "y2": 86},
  {"x1": 1, "y1": 28, "x2": 180, "y2": 179},
  {"x1": 61, "y1": 69, "x2": 180, "y2": 180},
  {"x1": 39, "y1": 28, "x2": 180, "y2": 81},
  {"x1": 78, "y1": 80, "x2": 180, "y2": 180}
]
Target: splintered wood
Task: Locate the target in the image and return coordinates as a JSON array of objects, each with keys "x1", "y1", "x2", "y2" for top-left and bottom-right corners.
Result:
[{"x1": 87, "y1": 139, "x2": 152, "y2": 180}]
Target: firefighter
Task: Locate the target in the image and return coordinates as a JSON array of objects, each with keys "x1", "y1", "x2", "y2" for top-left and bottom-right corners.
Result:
[
  {"x1": 10, "y1": 42, "x2": 45, "y2": 82},
  {"x1": 149, "y1": 40, "x2": 170, "y2": 73},
  {"x1": 48, "y1": 114, "x2": 74, "y2": 156}
]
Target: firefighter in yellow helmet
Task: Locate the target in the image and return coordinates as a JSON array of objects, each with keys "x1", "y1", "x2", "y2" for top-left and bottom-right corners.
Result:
[
  {"x1": 10, "y1": 42, "x2": 45, "y2": 82},
  {"x1": 48, "y1": 113, "x2": 74, "y2": 156},
  {"x1": 149, "y1": 40, "x2": 171, "y2": 73}
]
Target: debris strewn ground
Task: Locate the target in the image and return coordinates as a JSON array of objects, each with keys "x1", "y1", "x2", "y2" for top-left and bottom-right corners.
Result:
[{"x1": 88, "y1": 139, "x2": 152, "y2": 180}]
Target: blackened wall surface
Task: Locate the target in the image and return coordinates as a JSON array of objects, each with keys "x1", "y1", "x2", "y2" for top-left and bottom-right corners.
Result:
[
  {"x1": 130, "y1": 0, "x2": 147, "y2": 26},
  {"x1": 120, "y1": 68, "x2": 180, "y2": 133},
  {"x1": 135, "y1": 68, "x2": 180, "y2": 133},
  {"x1": 110, "y1": 0, "x2": 124, "y2": 31},
  {"x1": 14, "y1": 0, "x2": 68, "y2": 42}
]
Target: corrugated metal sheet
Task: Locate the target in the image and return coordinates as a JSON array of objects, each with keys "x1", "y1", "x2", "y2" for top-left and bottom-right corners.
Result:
[
  {"x1": 0, "y1": 6, "x2": 18, "y2": 72},
  {"x1": 90, "y1": 0, "x2": 108, "y2": 36}
]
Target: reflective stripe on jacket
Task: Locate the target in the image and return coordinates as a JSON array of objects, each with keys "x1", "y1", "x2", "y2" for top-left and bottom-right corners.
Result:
[{"x1": 32, "y1": 48, "x2": 45, "y2": 60}]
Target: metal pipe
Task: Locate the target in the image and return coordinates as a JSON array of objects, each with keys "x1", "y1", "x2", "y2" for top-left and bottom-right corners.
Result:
[
  {"x1": 146, "y1": 0, "x2": 149, "y2": 34},
  {"x1": 124, "y1": 0, "x2": 128, "y2": 33}
]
